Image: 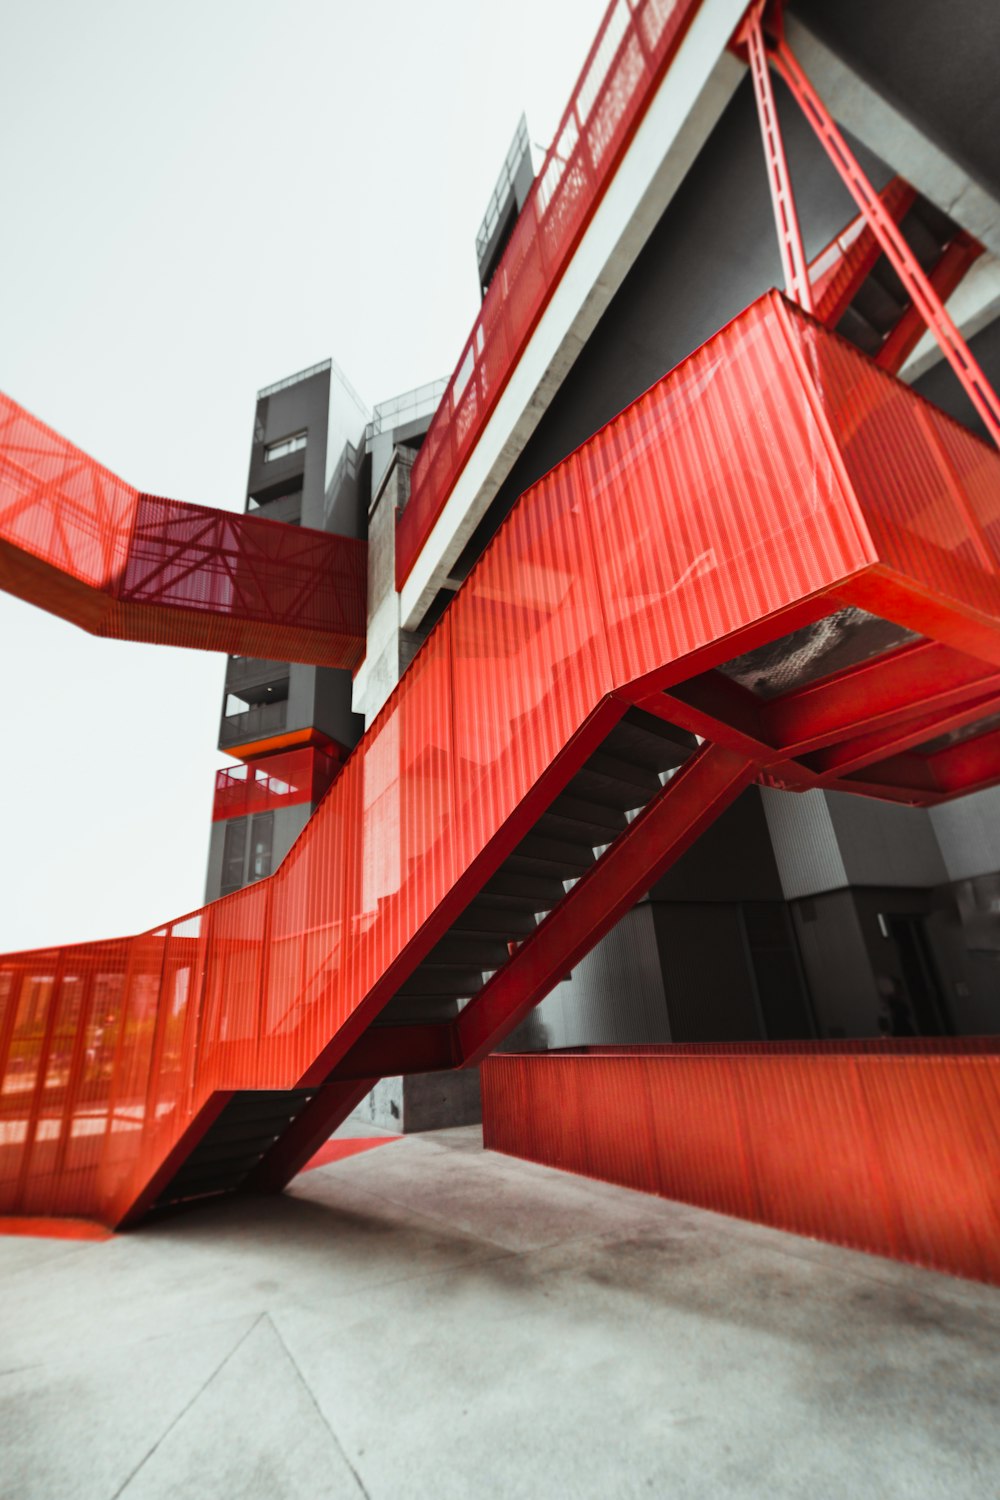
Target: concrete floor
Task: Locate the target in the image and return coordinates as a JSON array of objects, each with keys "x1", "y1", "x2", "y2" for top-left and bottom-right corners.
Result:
[{"x1": 1, "y1": 1125, "x2": 998, "y2": 1500}]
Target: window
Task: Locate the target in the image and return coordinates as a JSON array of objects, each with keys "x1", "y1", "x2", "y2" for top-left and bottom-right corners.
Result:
[
  {"x1": 249, "y1": 812, "x2": 274, "y2": 882},
  {"x1": 263, "y1": 431, "x2": 307, "y2": 463},
  {"x1": 221, "y1": 820, "x2": 247, "y2": 895}
]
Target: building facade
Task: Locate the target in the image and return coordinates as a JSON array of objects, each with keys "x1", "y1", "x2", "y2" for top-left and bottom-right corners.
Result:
[{"x1": 212, "y1": 0, "x2": 999, "y2": 1126}]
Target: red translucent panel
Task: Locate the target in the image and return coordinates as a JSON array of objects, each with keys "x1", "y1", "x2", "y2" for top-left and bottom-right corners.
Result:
[
  {"x1": 0, "y1": 396, "x2": 366, "y2": 669},
  {"x1": 4, "y1": 294, "x2": 1000, "y2": 1226},
  {"x1": 396, "y1": 0, "x2": 703, "y2": 587},
  {"x1": 212, "y1": 746, "x2": 341, "y2": 822},
  {"x1": 584, "y1": 297, "x2": 872, "y2": 687},
  {"x1": 797, "y1": 314, "x2": 1000, "y2": 598},
  {"x1": 450, "y1": 451, "x2": 613, "y2": 865},
  {"x1": 0, "y1": 396, "x2": 136, "y2": 594},
  {"x1": 482, "y1": 1044, "x2": 1000, "y2": 1284}
]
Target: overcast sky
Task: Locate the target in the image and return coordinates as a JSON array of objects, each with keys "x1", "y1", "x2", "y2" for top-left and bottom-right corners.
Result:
[{"x1": 0, "y1": 0, "x2": 608, "y2": 951}]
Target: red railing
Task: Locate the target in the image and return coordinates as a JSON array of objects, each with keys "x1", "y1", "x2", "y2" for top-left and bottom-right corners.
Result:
[
  {"x1": 395, "y1": 0, "x2": 705, "y2": 590},
  {"x1": 212, "y1": 746, "x2": 342, "y2": 822},
  {"x1": 3, "y1": 297, "x2": 1000, "y2": 1228},
  {"x1": 481, "y1": 1043, "x2": 1000, "y2": 1284},
  {"x1": 0, "y1": 394, "x2": 367, "y2": 669}
]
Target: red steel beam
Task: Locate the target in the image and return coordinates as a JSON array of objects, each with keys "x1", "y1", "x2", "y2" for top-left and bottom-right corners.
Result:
[
  {"x1": 808, "y1": 178, "x2": 917, "y2": 328},
  {"x1": 242, "y1": 1079, "x2": 378, "y2": 1196},
  {"x1": 328, "y1": 1024, "x2": 458, "y2": 1083},
  {"x1": 876, "y1": 231, "x2": 984, "y2": 375},
  {"x1": 761, "y1": 639, "x2": 1000, "y2": 754},
  {"x1": 805, "y1": 685, "x2": 1000, "y2": 778},
  {"x1": 768, "y1": 29, "x2": 1000, "y2": 453},
  {"x1": 742, "y1": 5, "x2": 814, "y2": 314}
]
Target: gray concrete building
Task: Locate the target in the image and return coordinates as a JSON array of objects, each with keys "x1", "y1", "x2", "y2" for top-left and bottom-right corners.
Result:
[{"x1": 208, "y1": 0, "x2": 1000, "y2": 1122}]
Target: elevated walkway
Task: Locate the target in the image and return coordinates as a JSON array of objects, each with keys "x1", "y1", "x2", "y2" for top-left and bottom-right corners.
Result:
[
  {"x1": 0, "y1": 394, "x2": 367, "y2": 669},
  {"x1": 3, "y1": 293, "x2": 1000, "y2": 1228}
]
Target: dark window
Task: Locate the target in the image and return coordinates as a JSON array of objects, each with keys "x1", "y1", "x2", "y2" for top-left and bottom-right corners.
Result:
[
  {"x1": 221, "y1": 820, "x2": 247, "y2": 895},
  {"x1": 250, "y1": 812, "x2": 274, "y2": 882},
  {"x1": 264, "y1": 431, "x2": 307, "y2": 463}
]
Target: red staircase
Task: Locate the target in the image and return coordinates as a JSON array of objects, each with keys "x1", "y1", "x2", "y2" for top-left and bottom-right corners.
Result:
[{"x1": 3, "y1": 292, "x2": 1000, "y2": 1229}]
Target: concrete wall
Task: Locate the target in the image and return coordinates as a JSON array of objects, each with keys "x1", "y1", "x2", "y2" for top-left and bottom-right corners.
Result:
[
  {"x1": 931, "y1": 784, "x2": 1000, "y2": 881},
  {"x1": 508, "y1": 905, "x2": 671, "y2": 1050},
  {"x1": 791, "y1": 888, "x2": 880, "y2": 1038},
  {"x1": 791, "y1": 0, "x2": 1000, "y2": 200},
  {"x1": 351, "y1": 1070, "x2": 482, "y2": 1133},
  {"x1": 826, "y1": 793, "x2": 949, "y2": 890}
]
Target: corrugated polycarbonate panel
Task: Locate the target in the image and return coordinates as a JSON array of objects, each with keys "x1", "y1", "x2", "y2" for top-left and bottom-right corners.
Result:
[
  {"x1": 482, "y1": 1048, "x2": 1000, "y2": 1284},
  {"x1": 450, "y1": 452, "x2": 613, "y2": 866},
  {"x1": 350, "y1": 617, "x2": 459, "y2": 1027},
  {"x1": 584, "y1": 297, "x2": 872, "y2": 687},
  {"x1": 794, "y1": 311, "x2": 1000, "y2": 602},
  {"x1": 5, "y1": 292, "x2": 1000, "y2": 1226},
  {"x1": 198, "y1": 885, "x2": 269, "y2": 1094}
]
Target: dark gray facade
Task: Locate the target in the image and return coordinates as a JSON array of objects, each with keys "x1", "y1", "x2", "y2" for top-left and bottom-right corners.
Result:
[
  {"x1": 207, "y1": 0, "x2": 1000, "y2": 1085},
  {"x1": 427, "y1": 4, "x2": 1000, "y2": 1052},
  {"x1": 205, "y1": 360, "x2": 368, "y2": 902}
]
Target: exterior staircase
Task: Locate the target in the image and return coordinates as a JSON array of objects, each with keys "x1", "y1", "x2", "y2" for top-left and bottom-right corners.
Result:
[{"x1": 3, "y1": 292, "x2": 1000, "y2": 1231}]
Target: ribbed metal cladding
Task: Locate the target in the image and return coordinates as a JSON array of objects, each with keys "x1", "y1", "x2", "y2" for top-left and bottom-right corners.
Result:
[
  {"x1": 482, "y1": 1046, "x2": 1000, "y2": 1284},
  {"x1": 450, "y1": 450, "x2": 613, "y2": 867},
  {"x1": 794, "y1": 311, "x2": 1000, "y2": 598},
  {"x1": 760, "y1": 786, "x2": 847, "y2": 899},
  {"x1": 4, "y1": 292, "x2": 1000, "y2": 1226},
  {"x1": 583, "y1": 295, "x2": 873, "y2": 689}
]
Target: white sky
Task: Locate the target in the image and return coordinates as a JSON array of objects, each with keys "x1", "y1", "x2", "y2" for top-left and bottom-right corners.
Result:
[{"x1": 0, "y1": 0, "x2": 608, "y2": 952}]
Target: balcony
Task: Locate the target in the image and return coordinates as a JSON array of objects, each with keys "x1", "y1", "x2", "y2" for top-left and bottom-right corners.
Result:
[
  {"x1": 219, "y1": 696, "x2": 288, "y2": 750},
  {"x1": 212, "y1": 745, "x2": 341, "y2": 822},
  {"x1": 224, "y1": 656, "x2": 292, "y2": 694}
]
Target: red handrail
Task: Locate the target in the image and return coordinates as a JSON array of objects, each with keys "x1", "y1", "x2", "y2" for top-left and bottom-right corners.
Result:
[{"x1": 395, "y1": 0, "x2": 706, "y2": 590}]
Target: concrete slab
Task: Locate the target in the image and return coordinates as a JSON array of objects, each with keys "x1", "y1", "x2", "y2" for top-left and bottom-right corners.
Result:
[{"x1": 1, "y1": 1127, "x2": 997, "y2": 1499}]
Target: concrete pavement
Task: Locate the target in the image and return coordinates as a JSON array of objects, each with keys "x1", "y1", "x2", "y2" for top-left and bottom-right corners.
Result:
[{"x1": 1, "y1": 1124, "x2": 998, "y2": 1499}]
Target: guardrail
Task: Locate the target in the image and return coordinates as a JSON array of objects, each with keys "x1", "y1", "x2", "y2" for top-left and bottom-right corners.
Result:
[
  {"x1": 395, "y1": 0, "x2": 705, "y2": 588},
  {"x1": 212, "y1": 745, "x2": 340, "y2": 822}
]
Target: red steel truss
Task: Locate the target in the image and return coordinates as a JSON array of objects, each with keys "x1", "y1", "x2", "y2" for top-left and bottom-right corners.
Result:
[
  {"x1": 0, "y1": 393, "x2": 367, "y2": 669},
  {"x1": 740, "y1": 0, "x2": 813, "y2": 313},
  {"x1": 3, "y1": 294, "x2": 1000, "y2": 1230},
  {"x1": 746, "y1": 9, "x2": 1000, "y2": 453}
]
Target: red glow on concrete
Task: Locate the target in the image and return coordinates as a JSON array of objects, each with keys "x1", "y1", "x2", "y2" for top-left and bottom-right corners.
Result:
[
  {"x1": 299, "y1": 1137, "x2": 400, "y2": 1174},
  {"x1": 0, "y1": 1217, "x2": 112, "y2": 1241}
]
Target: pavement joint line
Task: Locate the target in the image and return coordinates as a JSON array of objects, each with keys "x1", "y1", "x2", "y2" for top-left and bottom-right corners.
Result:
[
  {"x1": 108, "y1": 1312, "x2": 265, "y2": 1500},
  {"x1": 267, "y1": 1311, "x2": 372, "y2": 1500}
]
